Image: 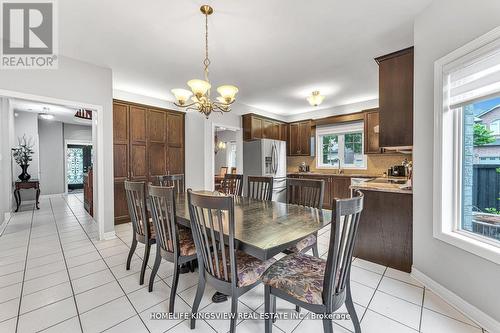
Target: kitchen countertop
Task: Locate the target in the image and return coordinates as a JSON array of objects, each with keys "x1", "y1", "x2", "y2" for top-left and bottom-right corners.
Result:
[
  {"x1": 350, "y1": 181, "x2": 412, "y2": 194},
  {"x1": 287, "y1": 172, "x2": 381, "y2": 178}
]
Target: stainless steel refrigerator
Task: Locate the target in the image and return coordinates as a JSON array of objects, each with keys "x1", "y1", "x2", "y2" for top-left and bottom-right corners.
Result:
[{"x1": 243, "y1": 139, "x2": 287, "y2": 202}]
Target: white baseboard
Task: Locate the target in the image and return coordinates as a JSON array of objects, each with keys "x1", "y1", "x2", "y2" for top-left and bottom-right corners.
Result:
[
  {"x1": 0, "y1": 212, "x2": 11, "y2": 234},
  {"x1": 411, "y1": 267, "x2": 500, "y2": 333},
  {"x1": 101, "y1": 231, "x2": 116, "y2": 241}
]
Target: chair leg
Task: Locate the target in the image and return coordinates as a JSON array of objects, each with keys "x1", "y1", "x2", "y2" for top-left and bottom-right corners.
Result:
[
  {"x1": 148, "y1": 248, "x2": 161, "y2": 292},
  {"x1": 264, "y1": 285, "x2": 273, "y2": 333},
  {"x1": 312, "y1": 242, "x2": 319, "y2": 257},
  {"x1": 191, "y1": 272, "x2": 206, "y2": 329},
  {"x1": 139, "y1": 242, "x2": 150, "y2": 285},
  {"x1": 271, "y1": 293, "x2": 277, "y2": 323},
  {"x1": 230, "y1": 294, "x2": 238, "y2": 333},
  {"x1": 322, "y1": 317, "x2": 333, "y2": 333},
  {"x1": 169, "y1": 261, "x2": 180, "y2": 313},
  {"x1": 126, "y1": 237, "x2": 137, "y2": 270},
  {"x1": 346, "y1": 279, "x2": 361, "y2": 333}
]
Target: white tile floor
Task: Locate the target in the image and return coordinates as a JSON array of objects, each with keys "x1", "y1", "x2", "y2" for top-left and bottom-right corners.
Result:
[{"x1": 0, "y1": 194, "x2": 487, "y2": 333}]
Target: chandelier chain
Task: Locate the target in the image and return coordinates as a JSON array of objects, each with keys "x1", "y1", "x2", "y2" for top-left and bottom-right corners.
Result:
[{"x1": 204, "y1": 11, "x2": 210, "y2": 82}]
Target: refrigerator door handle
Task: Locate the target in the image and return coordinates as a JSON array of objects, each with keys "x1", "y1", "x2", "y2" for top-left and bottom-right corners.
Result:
[
  {"x1": 273, "y1": 143, "x2": 279, "y2": 175},
  {"x1": 271, "y1": 143, "x2": 276, "y2": 175}
]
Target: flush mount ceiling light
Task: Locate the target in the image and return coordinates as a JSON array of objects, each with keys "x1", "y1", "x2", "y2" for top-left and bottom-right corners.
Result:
[
  {"x1": 307, "y1": 91, "x2": 326, "y2": 107},
  {"x1": 171, "y1": 5, "x2": 239, "y2": 118},
  {"x1": 39, "y1": 108, "x2": 54, "y2": 120}
]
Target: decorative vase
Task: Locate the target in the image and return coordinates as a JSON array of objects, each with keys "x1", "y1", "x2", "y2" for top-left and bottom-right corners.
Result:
[{"x1": 18, "y1": 164, "x2": 31, "y2": 181}]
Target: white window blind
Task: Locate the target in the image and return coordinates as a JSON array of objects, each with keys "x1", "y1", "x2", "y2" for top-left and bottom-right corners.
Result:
[{"x1": 445, "y1": 38, "x2": 500, "y2": 109}]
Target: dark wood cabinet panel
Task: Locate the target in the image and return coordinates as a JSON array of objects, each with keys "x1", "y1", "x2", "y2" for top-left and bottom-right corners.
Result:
[
  {"x1": 263, "y1": 119, "x2": 273, "y2": 138},
  {"x1": 279, "y1": 123, "x2": 288, "y2": 141},
  {"x1": 353, "y1": 190, "x2": 412, "y2": 272},
  {"x1": 168, "y1": 147, "x2": 184, "y2": 174},
  {"x1": 113, "y1": 144, "x2": 128, "y2": 180},
  {"x1": 251, "y1": 117, "x2": 263, "y2": 139},
  {"x1": 331, "y1": 176, "x2": 351, "y2": 200},
  {"x1": 167, "y1": 113, "x2": 183, "y2": 147},
  {"x1": 147, "y1": 110, "x2": 166, "y2": 143},
  {"x1": 288, "y1": 120, "x2": 312, "y2": 156},
  {"x1": 114, "y1": 182, "x2": 129, "y2": 224},
  {"x1": 364, "y1": 109, "x2": 380, "y2": 154},
  {"x1": 243, "y1": 114, "x2": 285, "y2": 141},
  {"x1": 130, "y1": 145, "x2": 147, "y2": 180},
  {"x1": 113, "y1": 100, "x2": 185, "y2": 225},
  {"x1": 129, "y1": 106, "x2": 147, "y2": 143},
  {"x1": 376, "y1": 47, "x2": 413, "y2": 148},
  {"x1": 113, "y1": 103, "x2": 128, "y2": 143}
]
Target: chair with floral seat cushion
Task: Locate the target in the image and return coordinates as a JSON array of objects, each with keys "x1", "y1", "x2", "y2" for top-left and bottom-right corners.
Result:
[
  {"x1": 187, "y1": 189, "x2": 276, "y2": 333},
  {"x1": 124, "y1": 181, "x2": 156, "y2": 285},
  {"x1": 263, "y1": 191, "x2": 364, "y2": 333},
  {"x1": 147, "y1": 185, "x2": 197, "y2": 313},
  {"x1": 284, "y1": 178, "x2": 325, "y2": 257}
]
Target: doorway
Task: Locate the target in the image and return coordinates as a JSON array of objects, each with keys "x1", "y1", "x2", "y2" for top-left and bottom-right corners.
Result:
[{"x1": 66, "y1": 143, "x2": 93, "y2": 192}]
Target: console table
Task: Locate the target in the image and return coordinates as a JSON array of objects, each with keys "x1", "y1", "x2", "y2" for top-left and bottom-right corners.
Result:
[{"x1": 14, "y1": 180, "x2": 40, "y2": 212}]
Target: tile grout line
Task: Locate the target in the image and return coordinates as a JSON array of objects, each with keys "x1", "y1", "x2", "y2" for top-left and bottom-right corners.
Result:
[
  {"x1": 14, "y1": 204, "x2": 36, "y2": 333},
  {"x1": 361, "y1": 266, "x2": 387, "y2": 322},
  {"x1": 47, "y1": 198, "x2": 84, "y2": 333},
  {"x1": 60, "y1": 195, "x2": 152, "y2": 333},
  {"x1": 418, "y1": 287, "x2": 425, "y2": 332}
]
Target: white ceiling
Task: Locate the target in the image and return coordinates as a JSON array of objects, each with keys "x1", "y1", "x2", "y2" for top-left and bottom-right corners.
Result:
[
  {"x1": 59, "y1": 0, "x2": 432, "y2": 116},
  {"x1": 11, "y1": 99, "x2": 92, "y2": 126}
]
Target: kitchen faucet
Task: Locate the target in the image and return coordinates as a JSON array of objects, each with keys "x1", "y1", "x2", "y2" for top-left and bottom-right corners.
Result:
[{"x1": 332, "y1": 157, "x2": 343, "y2": 174}]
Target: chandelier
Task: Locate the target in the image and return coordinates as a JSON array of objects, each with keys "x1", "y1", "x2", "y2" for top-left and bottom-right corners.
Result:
[
  {"x1": 307, "y1": 91, "x2": 325, "y2": 107},
  {"x1": 171, "y1": 5, "x2": 239, "y2": 118}
]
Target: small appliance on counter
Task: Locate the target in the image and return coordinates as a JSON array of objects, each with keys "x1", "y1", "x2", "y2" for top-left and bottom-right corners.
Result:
[
  {"x1": 388, "y1": 165, "x2": 407, "y2": 177},
  {"x1": 298, "y1": 162, "x2": 310, "y2": 173}
]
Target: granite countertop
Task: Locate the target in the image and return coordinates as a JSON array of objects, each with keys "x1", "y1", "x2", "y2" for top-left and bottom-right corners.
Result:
[
  {"x1": 287, "y1": 172, "x2": 381, "y2": 178},
  {"x1": 350, "y1": 181, "x2": 413, "y2": 194}
]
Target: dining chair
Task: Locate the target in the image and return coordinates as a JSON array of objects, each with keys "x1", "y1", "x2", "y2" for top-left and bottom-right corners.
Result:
[
  {"x1": 247, "y1": 176, "x2": 273, "y2": 201},
  {"x1": 124, "y1": 181, "x2": 155, "y2": 285},
  {"x1": 285, "y1": 178, "x2": 324, "y2": 257},
  {"x1": 231, "y1": 167, "x2": 237, "y2": 174},
  {"x1": 221, "y1": 173, "x2": 244, "y2": 196},
  {"x1": 157, "y1": 174, "x2": 185, "y2": 193},
  {"x1": 147, "y1": 185, "x2": 197, "y2": 312},
  {"x1": 263, "y1": 191, "x2": 365, "y2": 333},
  {"x1": 187, "y1": 190, "x2": 276, "y2": 333}
]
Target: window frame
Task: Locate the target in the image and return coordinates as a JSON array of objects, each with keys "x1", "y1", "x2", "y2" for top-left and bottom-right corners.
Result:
[
  {"x1": 433, "y1": 27, "x2": 500, "y2": 265},
  {"x1": 490, "y1": 119, "x2": 500, "y2": 135},
  {"x1": 315, "y1": 121, "x2": 367, "y2": 170}
]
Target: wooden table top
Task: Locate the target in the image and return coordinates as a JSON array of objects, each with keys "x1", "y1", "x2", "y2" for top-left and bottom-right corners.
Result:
[{"x1": 174, "y1": 191, "x2": 332, "y2": 260}]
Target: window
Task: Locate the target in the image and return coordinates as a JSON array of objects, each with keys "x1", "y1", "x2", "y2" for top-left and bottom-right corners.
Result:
[
  {"x1": 434, "y1": 27, "x2": 500, "y2": 264},
  {"x1": 316, "y1": 122, "x2": 366, "y2": 169},
  {"x1": 490, "y1": 119, "x2": 500, "y2": 135}
]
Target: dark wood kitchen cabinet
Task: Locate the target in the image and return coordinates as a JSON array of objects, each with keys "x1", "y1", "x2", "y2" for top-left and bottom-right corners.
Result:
[
  {"x1": 288, "y1": 120, "x2": 312, "y2": 156},
  {"x1": 375, "y1": 47, "x2": 413, "y2": 148},
  {"x1": 353, "y1": 189, "x2": 413, "y2": 272},
  {"x1": 243, "y1": 113, "x2": 286, "y2": 141},
  {"x1": 113, "y1": 100, "x2": 185, "y2": 224},
  {"x1": 364, "y1": 108, "x2": 380, "y2": 154}
]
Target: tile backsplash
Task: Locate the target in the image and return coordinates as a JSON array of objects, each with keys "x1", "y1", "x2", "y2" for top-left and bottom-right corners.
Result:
[{"x1": 287, "y1": 153, "x2": 412, "y2": 176}]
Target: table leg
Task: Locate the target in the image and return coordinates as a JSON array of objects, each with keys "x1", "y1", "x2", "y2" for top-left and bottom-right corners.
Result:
[
  {"x1": 212, "y1": 292, "x2": 228, "y2": 303},
  {"x1": 14, "y1": 189, "x2": 20, "y2": 212},
  {"x1": 35, "y1": 188, "x2": 40, "y2": 209}
]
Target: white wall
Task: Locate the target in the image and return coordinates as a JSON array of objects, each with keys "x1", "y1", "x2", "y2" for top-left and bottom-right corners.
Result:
[
  {"x1": 14, "y1": 112, "x2": 40, "y2": 181},
  {"x1": 64, "y1": 123, "x2": 92, "y2": 141},
  {"x1": 0, "y1": 56, "x2": 114, "y2": 236},
  {"x1": 413, "y1": 0, "x2": 500, "y2": 326},
  {"x1": 39, "y1": 119, "x2": 64, "y2": 195},
  {"x1": 0, "y1": 98, "x2": 15, "y2": 224}
]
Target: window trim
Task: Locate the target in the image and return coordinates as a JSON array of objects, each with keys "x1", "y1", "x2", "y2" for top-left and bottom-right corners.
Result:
[
  {"x1": 490, "y1": 119, "x2": 500, "y2": 135},
  {"x1": 315, "y1": 122, "x2": 367, "y2": 170},
  {"x1": 433, "y1": 26, "x2": 500, "y2": 265}
]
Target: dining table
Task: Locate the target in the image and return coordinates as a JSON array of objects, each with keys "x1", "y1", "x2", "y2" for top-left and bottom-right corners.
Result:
[{"x1": 173, "y1": 191, "x2": 332, "y2": 302}]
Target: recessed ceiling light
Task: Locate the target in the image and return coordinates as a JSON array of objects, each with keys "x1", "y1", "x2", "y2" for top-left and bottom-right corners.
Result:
[{"x1": 39, "y1": 113, "x2": 54, "y2": 120}]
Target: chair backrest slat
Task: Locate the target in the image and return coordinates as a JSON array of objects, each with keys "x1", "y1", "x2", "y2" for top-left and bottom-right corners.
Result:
[
  {"x1": 221, "y1": 174, "x2": 244, "y2": 196},
  {"x1": 157, "y1": 174, "x2": 185, "y2": 193},
  {"x1": 187, "y1": 190, "x2": 238, "y2": 286},
  {"x1": 286, "y1": 178, "x2": 324, "y2": 209},
  {"x1": 148, "y1": 185, "x2": 180, "y2": 254},
  {"x1": 323, "y1": 190, "x2": 364, "y2": 305},
  {"x1": 124, "y1": 181, "x2": 151, "y2": 239},
  {"x1": 247, "y1": 176, "x2": 273, "y2": 201}
]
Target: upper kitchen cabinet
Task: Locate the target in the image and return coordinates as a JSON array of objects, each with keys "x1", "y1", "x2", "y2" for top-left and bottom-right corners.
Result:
[
  {"x1": 364, "y1": 108, "x2": 380, "y2": 154},
  {"x1": 288, "y1": 120, "x2": 312, "y2": 156},
  {"x1": 375, "y1": 47, "x2": 414, "y2": 148},
  {"x1": 242, "y1": 113, "x2": 285, "y2": 141}
]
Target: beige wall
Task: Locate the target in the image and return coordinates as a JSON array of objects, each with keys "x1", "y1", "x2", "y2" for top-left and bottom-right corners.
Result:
[{"x1": 287, "y1": 153, "x2": 411, "y2": 176}]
